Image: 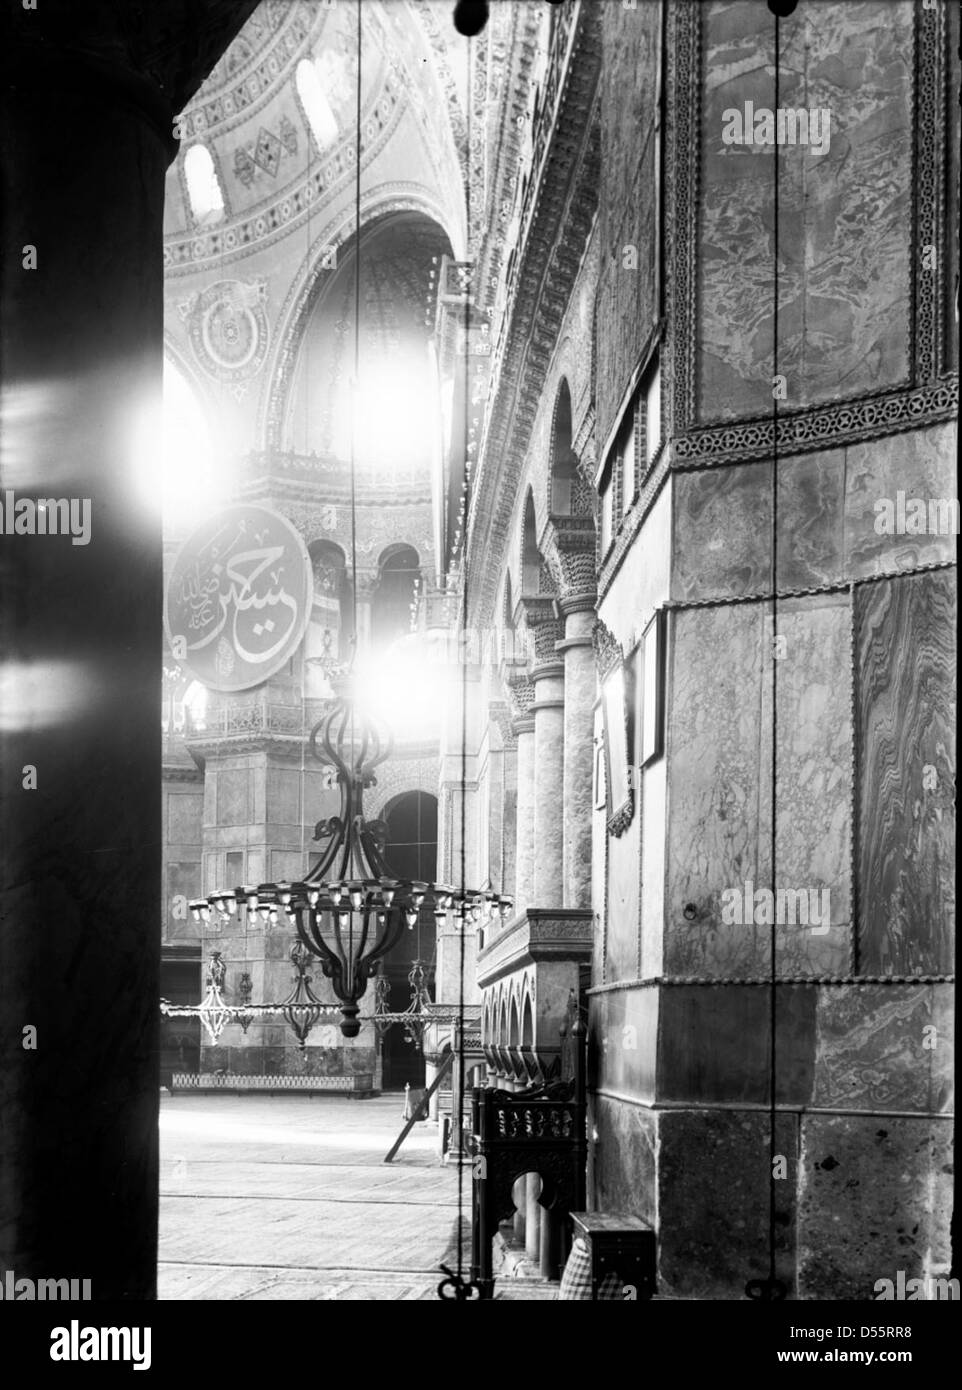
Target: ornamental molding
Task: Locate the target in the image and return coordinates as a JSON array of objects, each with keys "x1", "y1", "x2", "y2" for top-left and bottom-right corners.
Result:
[
  {"x1": 175, "y1": 1, "x2": 317, "y2": 141},
  {"x1": 592, "y1": 618, "x2": 622, "y2": 683},
  {"x1": 165, "y1": 52, "x2": 409, "y2": 275},
  {"x1": 477, "y1": 908, "x2": 593, "y2": 989},
  {"x1": 468, "y1": 0, "x2": 602, "y2": 629},
  {"x1": 178, "y1": 278, "x2": 270, "y2": 386}
]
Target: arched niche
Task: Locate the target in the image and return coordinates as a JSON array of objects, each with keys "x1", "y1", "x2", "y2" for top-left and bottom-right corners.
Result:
[
  {"x1": 303, "y1": 539, "x2": 350, "y2": 696},
  {"x1": 372, "y1": 543, "x2": 420, "y2": 649},
  {"x1": 521, "y1": 490, "x2": 541, "y2": 596},
  {"x1": 549, "y1": 378, "x2": 579, "y2": 515},
  {"x1": 283, "y1": 211, "x2": 453, "y2": 481}
]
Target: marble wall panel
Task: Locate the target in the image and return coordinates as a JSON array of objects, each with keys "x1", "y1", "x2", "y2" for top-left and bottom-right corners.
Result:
[
  {"x1": 596, "y1": 0, "x2": 661, "y2": 447},
  {"x1": 855, "y1": 570, "x2": 955, "y2": 975},
  {"x1": 588, "y1": 986, "x2": 657, "y2": 1104},
  {"x1": 812, "y1": 983, "x2": 954, "y2": 1116},
  {"x1": 589, "y1": 1094, "x2": 658, "y2": 1227},
  {"x1": 797, "y1": 1113, "x2": 953, "y2": 1299},
  {"x1": 167, "y1": 788, "x2": 203, "y2": 845},
  {"x1": 657, "y1": 984, "x2": 815, "y2": 1107},
  {"x1": 267, "y1": 766, "x2": 301, "y2": 825},
  {"x1": 776, "y1": 448, "x2": 846, "y2": 591},
  {"x1": 844, "y1": 425, "x2": 958, "y2": 580},
  {"x1": 604, "y1": 808, "x2": 640, "y2": 984},
  {"x1": 657, "y1": 1109, "x2": 798, "y2": 1299},
  {"x1": 216, "y1": 767, "x2": 250, "y2": 826},
  {"x1": 270, "y1": 850, "x2": 305, "y2": 884},
  {"x1": 640, "y1": 755, "x2": 666, "y2": 979},
  {"x1": 697, "y1": 2, "x2": 913, "y2": 421},
  {"x1": 666, "y1": 603, "x2": 772, "y2": 976},
  {"x1": 671, "y1": 462, "x2": 772, "y2": 602},
  {"x1": 165, "y1": 860, "x2": 201, "y2": 942},
  {"x1": 770, "y1": 594, "x2": 852, "y2": 977}
]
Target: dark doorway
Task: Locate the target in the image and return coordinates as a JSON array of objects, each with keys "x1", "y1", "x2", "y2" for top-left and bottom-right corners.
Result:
[
  {"x1": 160, "y1": 955, "x2": 201, "y2": 1084},
  {"x1": 380, "y1": 791, "x2": 438, "y2": 1090}
]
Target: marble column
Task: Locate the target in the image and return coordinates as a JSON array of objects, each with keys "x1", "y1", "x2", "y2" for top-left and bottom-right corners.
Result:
[
  {"x1": 511, "y1": 710, "x2": 535, "y2": 912},
  {"x1": 557, "y1": 598, "x2": 597, "y2": 909},
  {"x1": 523, "y1": 600, "x2": 566, "y2": 909},
  {"x1": 0, "y1": 0, "x2": 257, "y2": 1299}
]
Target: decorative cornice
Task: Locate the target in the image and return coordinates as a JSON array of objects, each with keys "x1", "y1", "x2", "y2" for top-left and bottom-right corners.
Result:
[
  {"x1": 468, "y1": 0, "x2": 602, "y2": 628},
  {"x1": 476, "y1": 908, "x2": 593, "y2": 989}
]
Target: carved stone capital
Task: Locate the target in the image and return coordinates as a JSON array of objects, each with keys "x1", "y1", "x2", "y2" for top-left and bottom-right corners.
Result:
[
  {"x1": 519, "y1": 596, "x2": 565, "y2": 662},
  {"x1": 542, "y1": 515, "x2": 598, "y2": 604}
]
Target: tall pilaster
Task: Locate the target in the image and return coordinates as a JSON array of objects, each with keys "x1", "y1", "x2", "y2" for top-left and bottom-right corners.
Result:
[{"x1": 0, "y1": 0, "x2": 257, "y2": 1299}]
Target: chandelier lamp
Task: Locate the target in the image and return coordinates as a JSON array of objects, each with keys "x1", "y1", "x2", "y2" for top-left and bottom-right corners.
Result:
[{"x1": 187, "y1": 695, "x2": 512, "y2": 1039}]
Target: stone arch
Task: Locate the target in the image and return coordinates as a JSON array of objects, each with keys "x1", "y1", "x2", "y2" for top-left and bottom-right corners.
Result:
[
  {"x1": 372, "y1": 543, "x2": 420, "y2": 648},
  {"x1": 520, "y1": 487, "x2": 558, "y2": 599},
  {"x1": 497, "y1": 987, "x2": 508, "y2": 1047},
  {"x1": 366, "y1": 763, "x2": 440, "y2": 822},
  {"x1": 509, "y1": 990, "x2": 522, "y2": 1048},
  {"x1": 521, "y1": 990, "x2": 534, "y2": 1048},
  {"x1": 261, "y1": 194, "x2": 458, "y2": 450}
]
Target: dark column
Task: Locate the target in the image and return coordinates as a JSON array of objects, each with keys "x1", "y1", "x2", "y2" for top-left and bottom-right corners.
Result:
[{"x1": 0, "y1": 0, "x2": 255, "y2": 1301}]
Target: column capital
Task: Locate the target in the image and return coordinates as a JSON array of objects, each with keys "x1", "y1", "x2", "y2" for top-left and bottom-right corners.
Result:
[
  {"x1": 519, "y1": 596, "x2": 565, "y2": 663},
  {"x1": 559, "y1": 592, "x2": 597, "y2": 617},
  {"x1": 531, "y1": 659, "x2": 566, "y2": 684}
]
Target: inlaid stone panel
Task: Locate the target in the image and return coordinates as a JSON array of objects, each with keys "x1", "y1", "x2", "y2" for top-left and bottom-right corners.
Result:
[
  {"x1": 657, "y1": 1109, "x2": 797, "y2": 1299},
  {"x1": 845, "y1": 425, "x2": 958, "y2": 580},
  {"x1": 812, "y1": 983, "x2": 953, "y2": 1116},
  {"x1": 666, "y1": 603, "x2": 770, "y2": 977},
  {"x1": 697, "y1": 2, "x2": 913, "y2": 420},
  {"x1": 855, "y1": 571, "x2": 955, "y2": 975},
  {"x1": 770, "y1": 594, "x2": 852, "y2": 978},
  {"x1": 671, "y1": 462, "x2": 772, "y2": 603},
  {"x1": 797, "y1": 1113, "x2": 953, "y2": 1300},
  {"x1": 590, "y1": 1094, "x2": 657, "y2": 1228},
  {"x1": 776, "y1": 449, "x2": 846, "y2": 591}
]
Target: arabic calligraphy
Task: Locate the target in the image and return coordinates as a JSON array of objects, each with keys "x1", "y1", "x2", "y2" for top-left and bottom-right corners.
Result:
[{"x1": 165, "y1": 506, "x2": 312, "y2": 693}]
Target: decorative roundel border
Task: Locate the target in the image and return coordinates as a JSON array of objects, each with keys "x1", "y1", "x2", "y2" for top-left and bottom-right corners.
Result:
[{"x1": 181, "y1": 279, "x2": 271, "y2": 384}]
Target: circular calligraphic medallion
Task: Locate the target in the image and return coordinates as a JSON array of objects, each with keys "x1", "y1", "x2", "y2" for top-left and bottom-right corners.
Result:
[
  {"x1": 185, "y1": 279, "x2": 270, "y2": 382},
  {"x1": 165, "y1": 504, "x2": 312, "y2": 692}
]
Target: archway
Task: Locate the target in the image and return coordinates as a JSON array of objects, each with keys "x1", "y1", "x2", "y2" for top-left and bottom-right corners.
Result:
[
  {"x1": 379, "y1": 790, "x2": 439, "y2": 1090},
  {"x1": 372, "y1": 544, "x2": 421, "y2": 650}
]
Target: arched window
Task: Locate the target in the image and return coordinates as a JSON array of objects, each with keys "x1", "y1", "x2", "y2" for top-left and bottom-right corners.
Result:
[
  {"x1": 304, "y1": 540, "x2": 349, "y2": 697},
  {"x1": 183, "y1": 145, "x2": 225, "y2": 226},
  {"x1": 296, "y1": 58, "x2": 339, "y2": 152},
  {"x1": 380, "y1": 790, "x2": 438, "y2": 1093},
  {"x1": 372, "y1": 545, "x2": 420, "y2": 648},
  {"x1": 550, "y1": 379, "x2": 578, "y2": 515}
]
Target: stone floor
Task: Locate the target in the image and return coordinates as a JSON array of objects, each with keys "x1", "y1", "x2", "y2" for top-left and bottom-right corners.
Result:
[{"x1": 158, "y1": 1093, "x2": 557, "y2": 1301}]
